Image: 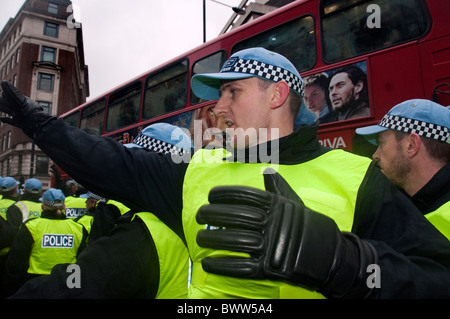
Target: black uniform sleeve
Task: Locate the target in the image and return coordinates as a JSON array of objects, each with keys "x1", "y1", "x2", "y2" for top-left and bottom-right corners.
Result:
[
  {"x1": 9, "y1": 216, "x2": 160, "y2": 299},
  {"x1": 88, "y1": 202, "x2": 122, "y2": 243},
  {"x1": 0, "y1": 206, "x2": 22, "y2": 251},
  {"x1": 353, "y1": 161, "x2": 450, "y2": 298},
  {"x1": 34, "y1": 118, "x2": 188, "y2": 241}
]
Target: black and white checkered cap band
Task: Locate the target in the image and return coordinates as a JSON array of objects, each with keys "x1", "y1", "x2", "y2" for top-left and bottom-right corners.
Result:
[
  {"x1": 86, "y1": 192, "x2": 106, "y2": 202},
  {"x1": 133, "y1": 133, "x2": 187, "y2": 155},
  {"x1": 223, "y1": 58, "x2": 304, "y2": 97},
  {"x1": 379, "y1": 114, "x2": 450, "y2": 143},
  {"x1": 43, "y1": 198, "x2": 64, "y2": 207}
]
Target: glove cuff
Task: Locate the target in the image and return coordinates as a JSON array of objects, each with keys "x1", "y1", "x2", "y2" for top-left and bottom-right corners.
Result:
[
  {"x1": 23, "y1": 112, "x2": 55, "y2": 138},
  {"x1": 320, "y1": 232, "x2": 378, "y2": 298}
]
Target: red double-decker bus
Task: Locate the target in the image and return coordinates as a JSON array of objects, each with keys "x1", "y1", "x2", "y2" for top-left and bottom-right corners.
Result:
[{"x1": 60, "y1": 0, "x2": 450, "y2": 161}]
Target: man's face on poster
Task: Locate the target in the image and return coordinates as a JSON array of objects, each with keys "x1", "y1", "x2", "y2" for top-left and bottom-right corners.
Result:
[{"x1": 329, "y1": 72, "x2": 363, "y2": 111}]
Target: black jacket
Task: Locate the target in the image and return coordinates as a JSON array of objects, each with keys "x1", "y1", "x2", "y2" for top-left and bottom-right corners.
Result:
[
  {"x1": 10, "y1": 118, "x2": 450, "y2": 298},
  {"x1": 410, "y1": 163, "x2": 450, "y2": 215}
]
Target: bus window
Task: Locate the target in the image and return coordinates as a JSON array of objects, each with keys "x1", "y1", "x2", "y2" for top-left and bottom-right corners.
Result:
[
  {"x1": 80, "y1": 99, "x2": 106, "y2": 135},
  {"x1": 232, "y1": 15, "x2": 316, "y2": 73},
  {"x1": 190, "y1": 50, "x2": 227, "y2": 105},
  {"x1": 63, "y1": 111, "x2": 80, "y2": 128},
  {"x1": 143, "y1": 59, "x2": 189, "y2": 120},
  {"x1": 106, "y1": 81, "x2": 141, "y2": 132},
  {"x1": 321, "y1": 0, "x2": 430, "y2": 63}
]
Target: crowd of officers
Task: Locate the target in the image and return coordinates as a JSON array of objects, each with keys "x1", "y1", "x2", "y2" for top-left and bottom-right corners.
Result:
[{"x1": 0, "y1": 172, "x2": 128, "y2": 298}]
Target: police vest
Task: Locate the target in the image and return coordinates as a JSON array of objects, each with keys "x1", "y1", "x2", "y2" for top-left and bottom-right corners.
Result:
[
  {"x1": 133, "y1": 212, "x2": 189, "y2": 299},
  {"x1": 183, "y1": 148, "x2": 371, "y2": 299},
  {"x1": 76, "y1": 214, "x2": 94, "y2": 234},
  {"x1": 64, "y1": 196, "x2": 87, "y2": 219},
  {"x1": 25, "y1": 217, "x2": 84, "y2": 275},
  {"x1": 0, "y1": 198, "x2": 16, "y2": 221},
  {"x1": 15, "y1": 200, "x2": 43, "y2": 221},
  {"x1": 426, "y1": 201, "x2": 450, "y2": 240},
  {"x1": 107, "y1": 199, "x2": 130, "y2": 215}
]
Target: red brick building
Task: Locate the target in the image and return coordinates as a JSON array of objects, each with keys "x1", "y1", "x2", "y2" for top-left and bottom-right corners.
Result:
[{"x1": 0, "y1": 0, "x2": 89, "y2": 189}]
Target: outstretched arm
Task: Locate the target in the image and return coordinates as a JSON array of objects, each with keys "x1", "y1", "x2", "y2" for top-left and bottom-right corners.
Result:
[{"x1": 0, "y1": 81, "x2": 187, "y2": 240}]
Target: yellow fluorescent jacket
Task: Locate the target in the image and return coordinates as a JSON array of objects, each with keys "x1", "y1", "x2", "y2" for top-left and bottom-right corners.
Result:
[
  {"x1": 64, "y1": 196, "x2": 87, "y2": 219},
  {"x1": 134, "y1": 212, "x2": 190, "y2": 299},
  {"x1": 183, "y1": 148, "x2": 371, "y2": 299},
  {"x1": 426, "y1": 201, "x2": 450, "y2": 240},
  {"x1": 25, "y1": 218, "x2": 84, "y2": 275},
  {"x1": 15, "y1": 200, "x2": 43, "y2": 221}
]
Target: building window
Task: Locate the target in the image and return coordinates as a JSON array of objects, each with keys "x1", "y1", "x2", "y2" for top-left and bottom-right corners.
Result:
[
  {"x1": 37, "y1": 101, "x2": 52, "y2": 114},
  {"x1": 17, "y1": 155, "x2": 22, "y2": 175},
  {"x1": 7, "y1": 131, "x2": 11, "y2": 149},
  {"x1": 35, "y1": 156, "x2": 49, "y2": 175},
  {"x1": 13, "y1": 74, "x2": 17, "y2": 87},
  {"x1": 37, "y1": 73, "x2": 55, "y2": 91},
  {"x1": 16, "y1": 48, "x2": 20, "y2": 63},
  {"x1": 48, "y1": 3, "x2": 58, "y2": 14},
  {"x1": 41, "y1": 46, "x2": 56, "y2": 63},
  {"x1": 6, "y1": 158, "x2": 11, "y2": 176},
  {"x1": 44, "y1": 22, "x2": 59, "y2": 38}
]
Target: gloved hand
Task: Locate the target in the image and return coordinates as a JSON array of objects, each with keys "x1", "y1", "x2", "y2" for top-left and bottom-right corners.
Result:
[
  {"x1": 0, "y1": 81, "x2": 54, "y2": 138},
  {"x1": 196, "y1": 168, "x2": 378, "y2": 298}
]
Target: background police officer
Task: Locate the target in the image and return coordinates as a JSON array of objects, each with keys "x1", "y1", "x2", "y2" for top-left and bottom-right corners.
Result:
[
  {"x1": 1, "y1": 188, "x2": 87, "y2": 297},
  {"x1": 0, "y1": 177, "x2": 20, "y2": 287}
]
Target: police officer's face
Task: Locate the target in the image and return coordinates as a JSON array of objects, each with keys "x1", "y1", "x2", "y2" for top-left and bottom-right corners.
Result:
[
  {"x1": 86, "y1": 198, "x2": 98, "y2": 210},
  {"x1": 214, "y1": 77, "x2": 273, "y2": 149},
  {"x1": 372, "y1": 130, "x2": 411, "y2": 190}
]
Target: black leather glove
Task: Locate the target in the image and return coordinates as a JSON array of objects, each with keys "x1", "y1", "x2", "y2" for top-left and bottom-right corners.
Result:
[
  {"x1": 196, "y1": 168, "x2": 378, "y2": 298},
  {"x1": 0, "y1": 81, "x2": 54, "y2": 138}
]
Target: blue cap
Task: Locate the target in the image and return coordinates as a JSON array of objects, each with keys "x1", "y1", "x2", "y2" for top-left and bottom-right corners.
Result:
[
  {"x1": 23, "y1": 178, "x2": 42, "y2": 194},
  {"x1": 124, "y1": 123, "x2": 193, "y2": 154},
  {"x1": 66, "y1": 180, "x2": 81, "y2": 187},
  {"x1": 1, "y1": 177, "x2": 19, "y2": 192},
  {"x1": 40, "y1": 188, "x2": 65, "y2": 207},
  {"x1": 356, "y1": 99, "x2": 450, "y2": 145},
  {"x1": 191, "y1": 47, "x2": 304, "y2": 101}
]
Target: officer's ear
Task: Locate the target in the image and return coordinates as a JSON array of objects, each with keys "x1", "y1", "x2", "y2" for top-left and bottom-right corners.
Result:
[
  {"x1": 269, "y1": 81, "x2": 290, "y2": 110},
  {"x1": 406, "y1": 133, "x2": 422, "y2": 159}
]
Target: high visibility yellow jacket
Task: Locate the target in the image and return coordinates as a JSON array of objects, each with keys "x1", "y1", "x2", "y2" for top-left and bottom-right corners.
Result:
[
  {"x1": 183, "y1": 148, "x2": 371, "y2": 299},
  {"x1": 133, "y1": 212, "x2": 189, "y2": 299}
]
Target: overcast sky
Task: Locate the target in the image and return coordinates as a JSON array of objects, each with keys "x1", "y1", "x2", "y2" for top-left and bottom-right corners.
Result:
[{"x1": 0, "y1": 0, "x2": 242, "y2": 100}]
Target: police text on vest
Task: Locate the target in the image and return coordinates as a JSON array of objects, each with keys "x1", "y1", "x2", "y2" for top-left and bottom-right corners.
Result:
[{"x1": 42, "y1": 234, "x2": 75, "y2": 248}]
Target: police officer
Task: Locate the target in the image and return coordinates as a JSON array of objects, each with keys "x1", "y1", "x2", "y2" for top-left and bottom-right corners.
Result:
[
  {"x1": 1, "y1": 188, "x2": 87, "y2": 297},
  {"x1": 9, "y1": 178, "x2": 43, "y2": 223},
  {"x1": 356, "y1": 99, "x2": 450, "y2": 239},
  {"x1": 0, "y1": 177, "x2": 19, "y2": 289},
  {"x1": 0, "y1": 177, "x2": 43, "y2": 282},
  {"x1": 0, "y1": 177, "x2": 20, "y2": 256}
]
